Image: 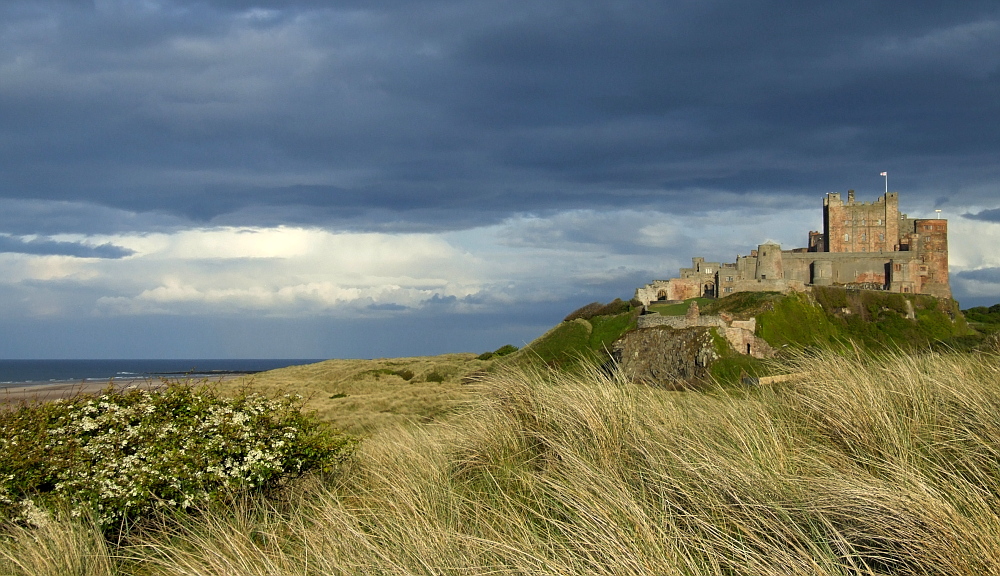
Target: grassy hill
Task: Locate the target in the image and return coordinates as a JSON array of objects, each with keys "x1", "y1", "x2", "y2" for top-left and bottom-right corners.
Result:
[
  {"x1": 205, "y1": 289, "x2": 974, "y2": 432},
  {"x1": 8, "y1": 348, "x2": 1000, "y2": 575},
  {"x1": 507, "y1": 299, "x2": 640, "y2": 369},
  {"x1": 213, "y1": 353, "x2": 495, "y2": 434},
  {"x1": 507, "y1": 288, "x2": 974, "y2": 385},
  {"x1": 962, "y1": 303, "x2": 1000, "y2": 336},
  {"x1": 700, "y1": 287, "x2": 972, "y2": 351}
]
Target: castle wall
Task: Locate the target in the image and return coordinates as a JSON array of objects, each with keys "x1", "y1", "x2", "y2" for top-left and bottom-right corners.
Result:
[
  {"x1": 727, "y1": 278, "x2": 806, "y2": 294},
  {"x1": 640, "y1": 191, "x2": 949, "y2": 302},
  {"x1": 636, "y1": 314, "x2": 726, "y2": 329},
  {"x1": 782, "y1": 251, "x2": 901, "y2": 288},
  {"x1": 723, "y1": 326, "x2": 774, "y2": 359},
  {"x1": 634, "y1": 277, "x2": 703, "y2": 305}
]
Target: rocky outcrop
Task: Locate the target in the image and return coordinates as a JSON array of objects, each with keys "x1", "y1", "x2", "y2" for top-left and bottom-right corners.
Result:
[{"x1": 612, "y1": 326, "x2": 721, "y2": 388}]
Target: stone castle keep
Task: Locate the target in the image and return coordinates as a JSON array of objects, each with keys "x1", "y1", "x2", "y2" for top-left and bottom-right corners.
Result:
[{"x1": 636, "y1": 191, "x2": 950, "y2": 305}]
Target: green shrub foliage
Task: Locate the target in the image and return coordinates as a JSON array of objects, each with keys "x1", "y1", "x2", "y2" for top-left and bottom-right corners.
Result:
[
  {"x1": 393, "y1": 369, "x2": 415, "y2": 381},
  {"x1": 477, "y1": 344, "x2": 519, "y2": 361},
  {"x1": 493, "y1": 344, "x2": 519, "y2": 357},
  {"x1": 0, "y1": 382, "x2": 354, "y2": 532},
  {"x1": 563, "y1": 298, "x2": 633, "y2": 322},
  {"x1": 563, "y1": 302, "x2": 605, "y2": 322}
]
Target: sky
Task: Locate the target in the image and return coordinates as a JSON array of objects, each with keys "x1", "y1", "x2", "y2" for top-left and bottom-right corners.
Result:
[{"x1": 1, "y1": 1, "x2": 999, "y2": 359}]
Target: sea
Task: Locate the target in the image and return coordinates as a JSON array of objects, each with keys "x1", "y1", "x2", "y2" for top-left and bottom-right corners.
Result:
[{"x1": 0, "y1": 359, "x2": 323, "y2": 388}]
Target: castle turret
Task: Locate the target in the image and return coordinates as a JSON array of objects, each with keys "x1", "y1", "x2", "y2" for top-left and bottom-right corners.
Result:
[
  {"x1": 913, "y1": 218, "x2": 950, "y2": 298},
  {"x1": 755, "y1": 242, "x2": 783, "y2": 280}
]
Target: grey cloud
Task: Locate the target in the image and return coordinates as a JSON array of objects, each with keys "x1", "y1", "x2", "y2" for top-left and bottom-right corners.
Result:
[
  {"x1": 0, "y1": 235, "x2": 135, "y2": 259},
  {"x1": 955, "y1": 268, "x2": 1000, "y2": 283},
  {"x1": 0, "y1": 199, "x2": 190, "y2": 235},
  {"x1": 367, "y1": 302, "x2": 408, "y2": 312},
  {"x1": 963, "y1": 209, "x2": 1000, "y2": 223},
  {"x1": 0, "y1": 1, "x2": 998, "y2": 235}
]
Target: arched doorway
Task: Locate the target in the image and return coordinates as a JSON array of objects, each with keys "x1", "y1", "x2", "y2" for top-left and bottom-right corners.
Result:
[{"x1": 702, "y1": 283, "x2": 716, "y2": 298}]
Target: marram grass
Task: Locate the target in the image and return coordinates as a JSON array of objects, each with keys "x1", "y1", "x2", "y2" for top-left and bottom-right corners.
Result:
[{"x1": 5, "y1": 349, "x2": 1000, "y2": 574}]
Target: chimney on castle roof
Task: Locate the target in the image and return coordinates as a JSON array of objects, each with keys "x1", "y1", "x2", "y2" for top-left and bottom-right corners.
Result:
[{"x1": 848, "y1": 189, "x2": 855, "y2": 203}]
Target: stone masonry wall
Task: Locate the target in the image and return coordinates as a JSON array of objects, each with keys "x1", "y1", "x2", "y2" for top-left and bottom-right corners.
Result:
[
  {"x1": 636, "y1": 314, "x2": 726, "y2": 329},
  {"x1": 824, "y1": 191, "x2": 899, "y2": 253}
]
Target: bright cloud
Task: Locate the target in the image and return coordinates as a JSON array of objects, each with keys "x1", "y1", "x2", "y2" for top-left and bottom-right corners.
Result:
[
  {"x1": 1, "y1": 205, "x2": 997, "y2": 324},
  {"x1": 79, "y1": 226, "x2": 485, "y2": 316}
]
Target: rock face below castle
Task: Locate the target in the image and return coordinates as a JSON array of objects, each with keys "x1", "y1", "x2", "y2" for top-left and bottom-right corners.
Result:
[
  {"x1": 636, "y1": 191, "x2": 950, "y2": 304},
  {"x1": 612, "y1": 326, "x2": 720, "y2": 388}
]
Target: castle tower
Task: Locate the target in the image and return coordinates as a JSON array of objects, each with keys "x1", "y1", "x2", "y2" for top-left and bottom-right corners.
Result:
[
  {"x1": 913, "y1": 218, "x2": 950, "y2": 298},
  {"x1": 823, "y1": 191, "x2": 899, "y2": 253},
  {"x1": 754, "y1": 242, "x2": 783, "y2": 280}
]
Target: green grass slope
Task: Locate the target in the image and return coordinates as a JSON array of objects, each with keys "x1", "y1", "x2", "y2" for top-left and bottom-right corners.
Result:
[
  {"x1": 762, "y1": 288, "x2": 969, "y2": 350},
  {"x1": 696, "y1": 288, "x2": 971, "y2": 352},
  {"x1": 512, "y1": 307, "x2": 639, "y2": 369},
  {"x1": 517, "y1": 289, "x2": 973, "y2": 385}
]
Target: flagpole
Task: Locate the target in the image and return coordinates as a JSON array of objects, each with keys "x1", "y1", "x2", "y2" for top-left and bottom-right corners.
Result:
[{"x1": 881, "y1": 171, "x2": 888, "y2": 194}]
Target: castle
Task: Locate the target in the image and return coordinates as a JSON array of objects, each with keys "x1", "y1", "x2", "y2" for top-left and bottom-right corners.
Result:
[{"x1": 636, "y1": 191, "x2": 950, "y2": 305}]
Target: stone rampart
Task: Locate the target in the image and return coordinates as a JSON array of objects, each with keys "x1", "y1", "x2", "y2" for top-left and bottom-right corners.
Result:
[{"x1": 636, "y1": 314, "x2": 726, "y2": 329}]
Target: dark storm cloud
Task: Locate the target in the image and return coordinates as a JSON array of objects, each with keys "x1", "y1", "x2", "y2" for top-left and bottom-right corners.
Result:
[
  {"x1": 963, "y1": 209, "x2": 1000, "y2": 223},
  {"x1": 0, "y1": 235, "x2": 134, "y2": 259},
  {"x1": 955, "y1": 267, "x2": 1000, "y2": 283},
  {"x1": 1, "y1": 0, "x2": 998, "y2": 233},
  {"x1": 0, "y1": 199, "x2": 191, "y2": 235}
]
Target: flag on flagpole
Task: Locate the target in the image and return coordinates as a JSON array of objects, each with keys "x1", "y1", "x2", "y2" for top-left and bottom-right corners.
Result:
[{"x1": 880, "y1": 172, "x2": 887, "y2": 176}]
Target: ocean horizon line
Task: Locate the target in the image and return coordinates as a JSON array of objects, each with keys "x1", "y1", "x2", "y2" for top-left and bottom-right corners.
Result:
[{"x1": 0, "y1": 359, "x2": 324, "y2": 388}]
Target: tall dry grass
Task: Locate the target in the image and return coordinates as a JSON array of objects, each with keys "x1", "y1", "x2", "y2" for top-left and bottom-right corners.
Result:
[
  {"x1": 6, "y1": 349, "x2": 1000, "y2": 575},
  {"x1": 0, "y1": 509, "x2": 111, "y2": 576},
  {"x1": 213, "y1": 354, "x2": 489, "y2": 434}
]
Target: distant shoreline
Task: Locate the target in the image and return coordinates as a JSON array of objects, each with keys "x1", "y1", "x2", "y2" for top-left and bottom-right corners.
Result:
[{"x1": 0, "y1": 374, "x2": 249, "y2": 407}]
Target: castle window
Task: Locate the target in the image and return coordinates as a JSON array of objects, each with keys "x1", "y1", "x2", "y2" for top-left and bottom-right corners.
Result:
[
  {"x1": 724, "y1": 287, "x2": 733, "y2": 293},
  {"x1": 861, "y1": 219, "x2": 866, "y2": 226},
  {"x1": 844, "y1": 233, "x2": 850, "y2": 242},
  {"x1": 880, "y1": 233, "x2": 885, "y2": 241},
  {"x1": 861, "y1": 233, "x2": 866, "y2": 241}
]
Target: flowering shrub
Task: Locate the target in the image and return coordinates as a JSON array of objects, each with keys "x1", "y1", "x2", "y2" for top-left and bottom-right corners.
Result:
[{"x1": 0, "y1": 382, "x2": 354, "y2": 532}]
